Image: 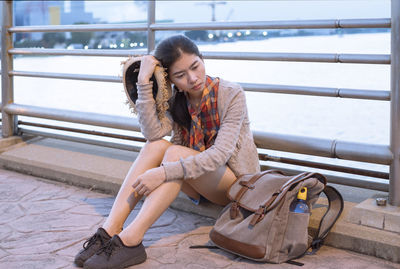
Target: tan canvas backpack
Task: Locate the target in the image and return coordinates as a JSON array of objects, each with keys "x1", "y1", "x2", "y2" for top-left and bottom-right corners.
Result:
[{"x1": 208, "y1": 170, "x2": 343, "y2": 264}]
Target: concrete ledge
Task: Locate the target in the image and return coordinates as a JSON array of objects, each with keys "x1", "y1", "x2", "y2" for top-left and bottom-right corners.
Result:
[
  {"x1": 0, "y1": 136, "x2": 399, "y2": 263},
  {"x1": 311, "y1": 198, "x2": 400, "y2": 263},
  {"x1": 0, "y1": 136, "x2": 24, "y2": 153},
  {"x1": 347, "y1": 198, "x2": 400, "y2": 233},
  {"x1": 0, "y1": 140, "x2": 130, "y2": 194}
]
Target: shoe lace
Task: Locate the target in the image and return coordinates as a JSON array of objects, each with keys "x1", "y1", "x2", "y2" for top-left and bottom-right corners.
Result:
[
  {"x1": 82, "y1": 232, "x2": 105, "y2": 250},
  {"x1": 97, "y1": 239, "x2": 117, "y2": 260}
]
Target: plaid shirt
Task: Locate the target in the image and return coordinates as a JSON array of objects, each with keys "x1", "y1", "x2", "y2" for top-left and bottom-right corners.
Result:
[{"x1": 182, "y1": 76, "x2": 220, "y2": 152}]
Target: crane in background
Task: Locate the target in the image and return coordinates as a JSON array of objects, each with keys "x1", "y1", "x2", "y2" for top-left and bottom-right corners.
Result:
[{"x1": 196, "y1": 0, "x2": 226, "y2": 22}]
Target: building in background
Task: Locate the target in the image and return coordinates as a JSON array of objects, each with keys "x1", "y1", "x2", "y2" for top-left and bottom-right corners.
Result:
[
  {"x1": 14, "y1": 0, "x2": 96, "y2": 41},
  {"x1": 62, "y1": 1, "x2": 95, "y2": 25}
]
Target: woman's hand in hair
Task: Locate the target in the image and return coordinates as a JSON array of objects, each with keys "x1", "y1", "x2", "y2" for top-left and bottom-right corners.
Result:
[
  {"x1": 138, "y1": 55, "x2": 160, "y2": 85},
  {"x1": 132, "y1": 167, "x2": 166, "y2": 196}
]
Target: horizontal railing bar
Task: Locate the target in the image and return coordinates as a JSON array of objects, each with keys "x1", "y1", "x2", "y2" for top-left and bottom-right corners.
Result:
[
  {"x1": 18, "y1": 119, "x2": 388, "y2": 178},
  {"x1": 16, "y1": 123, "x2": 390, "y2": 192},
  {"x1": 9, "y1": 23, "x2": 148, "y2": 33},
  {"x1": 9, "y1": 48, "x2": 390, "y2": 64},
  {"x1": 9, "y1": 48, "x2": 146, "y2": 57},
  {"x1": 253, "y1": 130, "x2": 393, "y2": 165},
  {"x1": 262, "y1": 164, "x2": 388, "y2": 191},
  {"x1": 241, "y1": 82, "x2": 390, "y2": 100},
  {"x1": 259, "y1": 153, "x2": 388, "y2": 179},
  {"x1": 202, "y1": 51, "x2": 390, "y2": 64},
  {"x1": 19, "y1": 128, "x2": 142, "y2": 152},
  {"x1": 10, "y1": 70, "x2": 122, "y2": 83},
  {"x1": 18, "y1": 121, "x2": 146, "y2": 143},
  {"x1": 22, "y1": 125, "x2": 390, "y2": 192},
  {"x1": 152, "y1": 19, "x2": 391, "y2": 31},
  {"x1": 4, "y1": 103, "x2": 392, "y2": 165},
  {"x1": 10, "y1": 70, "x2": 390, "y2": 101},
  {"x1": 8, "y1": 18, "x2": 390, "y2": 33},
  {"x1": 4, "y1": 103, "x2": 141, "y2": 132}
]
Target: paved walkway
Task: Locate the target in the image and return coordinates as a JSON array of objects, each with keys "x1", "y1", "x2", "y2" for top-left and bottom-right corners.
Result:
[{"x1": 1, "y1": 168, "x2": 399, "y2": 269}]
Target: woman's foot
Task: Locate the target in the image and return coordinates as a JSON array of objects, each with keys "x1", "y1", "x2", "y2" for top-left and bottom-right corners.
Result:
[
  {"x1": 83, "y1": 235, "x2": 147, "y2": 269},
  {"x1": 74, "y1": 228, "x2": 112, "y2": 267}
]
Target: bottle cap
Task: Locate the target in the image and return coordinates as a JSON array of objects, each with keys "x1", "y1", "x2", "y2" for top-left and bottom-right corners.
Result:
[{"x1": 297, "y1": 187, "x2": 307, "y2": 200}]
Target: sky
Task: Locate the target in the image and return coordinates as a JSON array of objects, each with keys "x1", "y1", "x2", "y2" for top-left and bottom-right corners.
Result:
[{"x1": 84, "y1": 0, "x2": 391, "y2": 24}]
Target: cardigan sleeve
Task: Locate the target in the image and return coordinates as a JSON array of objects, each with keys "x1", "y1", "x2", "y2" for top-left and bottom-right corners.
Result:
[
  {"x1": 135, "y1": 82, "x2": 173, "y2": 141},
  {"x1": 162, "y1": 85, "x2": 247, "y2": 181}
]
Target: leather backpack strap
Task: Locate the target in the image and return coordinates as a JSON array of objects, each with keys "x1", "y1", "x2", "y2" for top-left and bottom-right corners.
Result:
[
  {"x1": 265, "y1": 172, "x2": 314, "y2": 212},
  {"x1": 230, "y1": 170, "x2": 283, "y2": 219},
  {"x1": 268, "y1": 172, "x2": 327, "y2": 212},
  {"x1": 309, "y1": 185, "x2": 344, "y2": 254},
  {"x1": 235, "y1": 169, "x2": 283, "y2": 200},
  {"x1": 249, "y1": 172, "x2": 317, "y2": 226}
]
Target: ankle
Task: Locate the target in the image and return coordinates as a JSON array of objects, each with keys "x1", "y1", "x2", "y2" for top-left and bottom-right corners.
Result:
[
  {"x1": 119, "y1": 230, "x2": 143, "y2": 247},
  {"x1": 102, "y1": 223, "x2": 123, "y2": 236}
]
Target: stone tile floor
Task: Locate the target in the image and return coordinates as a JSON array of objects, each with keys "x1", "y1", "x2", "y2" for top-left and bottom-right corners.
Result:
[{"x1": 1, "y1": 168, "x2": 399, "y2": 269}]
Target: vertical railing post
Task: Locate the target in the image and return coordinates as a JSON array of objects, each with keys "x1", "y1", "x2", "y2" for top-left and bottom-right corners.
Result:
[
  {"x1": 390, "y1": 0, "x2": 400, "y2": 206},
  {"x1": 147, "y1": 1, "x2": 156, "y2": 53},
  {"x1": 1, "y1": 0, "x2": 16, "y2": 138}
]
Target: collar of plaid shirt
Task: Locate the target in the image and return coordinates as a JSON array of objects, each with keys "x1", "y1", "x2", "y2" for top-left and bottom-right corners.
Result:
[{"x1": 182, "y1": 75, "x2": 220, "y2": 152}]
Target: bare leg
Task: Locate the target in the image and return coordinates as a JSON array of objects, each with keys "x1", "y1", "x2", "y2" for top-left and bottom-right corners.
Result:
[
  {"x1": 185, "y1": 164, "x2": 236, "y2": 206},
  {"x1": 166, "y1": 145, "x2": 236, "y2": 205},
  {"x1": 118, "y1": 179, "x2": 183, "y2": 246},
  {"x1": 119, "y1": 145, "x2": 236, "y2": 246},
  {"x1": 102, "y1": 139, "x2": 172, "y2": 236}
]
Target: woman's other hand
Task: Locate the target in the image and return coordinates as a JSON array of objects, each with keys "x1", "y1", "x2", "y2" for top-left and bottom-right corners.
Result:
[
  {"x1": 132, "y1": 167, "x2": 166, "y2": 196},
  {"x1": 137, "y1": 55, "x2": 160, "y2": 85}
]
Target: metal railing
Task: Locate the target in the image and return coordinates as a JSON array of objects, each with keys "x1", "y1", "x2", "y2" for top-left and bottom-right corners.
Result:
[
  {"x1": 390, "y1": 0, "x2": 400, "y2": 206},
  {"x1": 1, "y1": 0, "x2": 399, "y2": 205}
]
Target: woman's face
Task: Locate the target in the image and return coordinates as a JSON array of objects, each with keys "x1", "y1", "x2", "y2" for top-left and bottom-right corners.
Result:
[{"x1": 168, "y1": 52, "x2": 206, "y2": 99}]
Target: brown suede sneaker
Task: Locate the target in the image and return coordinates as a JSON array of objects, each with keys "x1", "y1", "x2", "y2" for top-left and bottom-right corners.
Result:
[
  {"x1": 74, "y1": 227, "x2": 112, "y2": 267},
  {"x1": 83, "y1": 235, "x2": 147, "y2": 269}
]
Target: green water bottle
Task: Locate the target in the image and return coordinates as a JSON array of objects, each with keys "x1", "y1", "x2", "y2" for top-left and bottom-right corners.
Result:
[{"x1": 289, "y1": 187, "x2": 310, "y2": 213}]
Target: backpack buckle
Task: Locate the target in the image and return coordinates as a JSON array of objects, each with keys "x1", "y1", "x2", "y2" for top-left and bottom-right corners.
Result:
[
  {"x1": 230, "y1": 202, "x2": 239, "y2": 219},
  {"x1": 239, "y1": 181, "x2": 255, "y2": 189},
  {"x1": 249, "y1": 205, "x2": 266, "y2": 226}
]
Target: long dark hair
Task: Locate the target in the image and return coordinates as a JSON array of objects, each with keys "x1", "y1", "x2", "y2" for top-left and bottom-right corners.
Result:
[{"x1": 154, "y1": 35, "x2": 201, "y2": 131}]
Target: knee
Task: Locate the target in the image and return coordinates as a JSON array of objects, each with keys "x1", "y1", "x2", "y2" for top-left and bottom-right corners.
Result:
[
  {"x1": 162, "y1": 145, "x2": 187, "y2": 163},
  {"x1": 141, "y1": 139, "x2": 171, "y2": 153}
]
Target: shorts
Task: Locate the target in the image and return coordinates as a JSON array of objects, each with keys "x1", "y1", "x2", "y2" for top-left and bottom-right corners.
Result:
[{"x1": 188, "y1": 195, "x2": 205, "y2": 205}]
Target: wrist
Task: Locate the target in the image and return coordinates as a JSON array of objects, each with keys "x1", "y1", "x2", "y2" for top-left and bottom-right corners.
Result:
[
  {"x1": 138, "y1": 79, "x2": 151, "y2": 85},
  {"x1": 138, "y1": 74, "x2": 151, "y2": 85}
]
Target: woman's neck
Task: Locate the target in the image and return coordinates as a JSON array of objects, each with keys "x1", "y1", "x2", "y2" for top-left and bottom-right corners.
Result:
[{"x1": 187, "y1": 91, "x2": 203, "y2": 107}]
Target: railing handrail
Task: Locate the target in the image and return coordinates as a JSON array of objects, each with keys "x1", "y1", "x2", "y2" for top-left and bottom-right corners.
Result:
[
  {"x1": 253, "y1": 130, "x2": 392, "y2": 165},
  {"x1": 4, "y1": 103, "x2": 392, "y2": 165},
  {"x1": 8, "y1": 48, "x2": 391, "y2": 64},
  {"x1": 4, "y1": 103, "x2": 141, "y2": 131},
  {"x1": 8, "y1": 18, "x2": 391, "y2": 33},
  {"x1": 9, "y1": 70, "x2": 390, "y2": 101},
  {"x1": 10, "y1": 70, "x2": 122, "y2": 83},
  {"x1": 9, "y1": 48, "x2": 147, "y2": 57},
  {"x1": 151, "y1": 19, "x2": 391, "y2": 30},
  {"x1": 240, "y1": 82, "x2": 390, "y2": 100},
  {"x1": 202, "y1": 51, "x2": 390, "y2": 64},
  {"x1": 9, "y1": 23, "x2": 148, "y2": 33}
]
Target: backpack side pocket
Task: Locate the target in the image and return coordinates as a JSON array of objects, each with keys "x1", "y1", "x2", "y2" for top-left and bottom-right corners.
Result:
[{"x1": 279, "y1": 211, "x2": 310, "y2": 261}]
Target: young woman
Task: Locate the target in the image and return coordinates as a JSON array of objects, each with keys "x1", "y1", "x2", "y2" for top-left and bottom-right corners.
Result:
[{"x1": 74, "y1": 34, "x2": 260, "y2": 269}]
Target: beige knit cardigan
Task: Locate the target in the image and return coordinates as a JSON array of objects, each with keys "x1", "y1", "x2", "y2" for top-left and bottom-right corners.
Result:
[{"x1": 135, "y1": 78, "x2": 260, "y2": 181}]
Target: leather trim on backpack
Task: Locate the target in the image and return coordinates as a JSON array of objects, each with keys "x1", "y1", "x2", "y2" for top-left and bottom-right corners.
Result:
[{"x1": 209, "y1": 228, "x2": 265, "y2": 259}]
